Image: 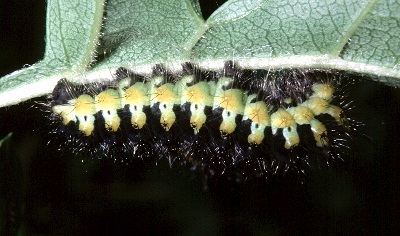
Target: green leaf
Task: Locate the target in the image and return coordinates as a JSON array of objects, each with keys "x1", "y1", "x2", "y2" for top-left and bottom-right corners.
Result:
[
  {"x1": 341, "y1": 0, "x2": 400, "y2": 77},
  {"x1": 92, "y1": 0, "x2": 205, "y2": 75},
  {"x1": 0, "y1": 0, "x2": 105, "y2": 107},
  {"x1": 192, "y1": 0, "x2": 400, "y2": 85},
  {"x1": 1, "y1": 0, "x2": 400, "y2": 108}
]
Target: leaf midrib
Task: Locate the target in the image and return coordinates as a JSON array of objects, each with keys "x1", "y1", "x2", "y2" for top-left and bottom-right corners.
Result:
[{"x1": 332, "y1": 0, "x2": 379, "y2": 56}]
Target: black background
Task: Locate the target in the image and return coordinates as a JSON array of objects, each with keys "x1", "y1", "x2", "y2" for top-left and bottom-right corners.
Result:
[{"x1": 0, "y1": 0, "x2": 399, "y2": 235}]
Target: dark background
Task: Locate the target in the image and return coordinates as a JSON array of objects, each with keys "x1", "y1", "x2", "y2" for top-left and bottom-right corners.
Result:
[{"x1": 0, "y1": 0, "x2": 399, "y2": 235}]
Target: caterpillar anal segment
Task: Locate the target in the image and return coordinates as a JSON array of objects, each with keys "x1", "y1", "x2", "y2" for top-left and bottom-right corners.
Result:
[{"x1": 51, "y1": 66, "x2": 349, "y2": 158}]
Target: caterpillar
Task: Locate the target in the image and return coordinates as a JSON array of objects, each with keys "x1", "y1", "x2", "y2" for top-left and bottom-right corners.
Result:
[{"x1": 48, "y1": 61, "x2": 355, "y2": 180}]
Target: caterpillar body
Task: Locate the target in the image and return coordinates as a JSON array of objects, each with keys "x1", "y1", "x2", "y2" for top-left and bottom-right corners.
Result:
[{"x1": 49, "y1": 62, "x2": 354, "y2": 179}]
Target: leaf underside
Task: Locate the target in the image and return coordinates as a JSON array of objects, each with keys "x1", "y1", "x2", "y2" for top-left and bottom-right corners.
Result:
[{"x1": 0, "y1": 0, "x2": 399, "y2": 108}]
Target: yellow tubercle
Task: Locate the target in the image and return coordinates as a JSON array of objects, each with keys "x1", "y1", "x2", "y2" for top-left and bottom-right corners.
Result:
[
  {"x1": 311, "y1": 83, "x2": 335, "y2": 101},
  {"x1": 243, "y1": 101, "x2": 270, "y2": 125},
  {"x1": 302, "y1": 97, "x2": 330, "y2": 116},
  {"x1": 182, "y1": 81, "x2": 214, "y2": 106},
  {"x1": 95, "y1": 89, "x2": 122, "y2": 111},
  {"x1": 122, "y1": 82, "x2": 150, "y2": 107},
  {"x1": 214, "y1": 89, "x2": 246, "y2": 114},
  {"x1": 284, "y1": 97, "x2": 293, "y2": 104},
  {"x1": 287, "y1": 106, "x2": 314, "y2": 125},
  {"x1": 74, "y1": 95, "x2": 96, "y2": 116},
  {"x1": 271, "y1": 108, "x2": 296, "y2": 135},
  {"x1": 213, "y1": 77, "x2": 246, "y2": 113},
  {"x1": 151, "y1": 83, "x2": 180, "y2": 104}
]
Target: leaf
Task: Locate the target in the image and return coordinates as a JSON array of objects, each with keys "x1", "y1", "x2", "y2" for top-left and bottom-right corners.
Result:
[
  {"x1": 341, "y1": 0, "x2": 400, "y2": 79},
  {"x1": 0, "y1": 0, "x2": 399, "y2": 108},
  {"x1": 192, "y1": 0, "x2": 400, "y2": 85},
  {"x1": 0, "y1": 0, "x2": 105, "y2": 107},
  {"x1": 92, "y1": 0, "x2": 205, "y2": 74}
]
